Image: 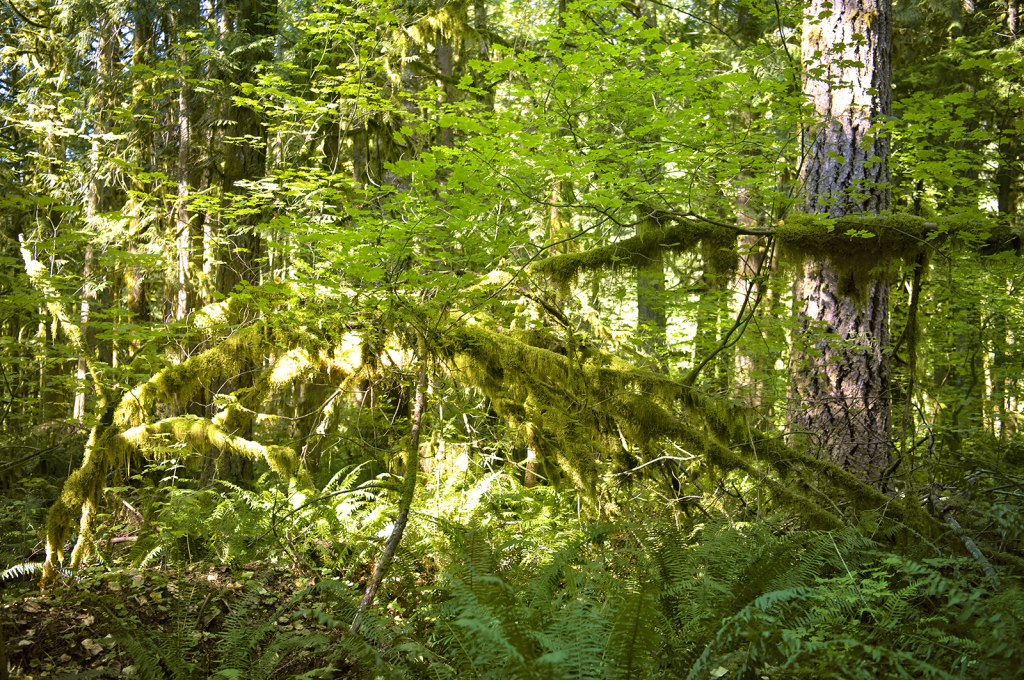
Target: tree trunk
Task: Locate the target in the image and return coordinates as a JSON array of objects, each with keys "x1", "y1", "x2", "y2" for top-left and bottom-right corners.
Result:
[
  {"x1": 211, "y1": 0, "x2": 274, "y2": 485},
  {"x1": 636, "y1": 210, "x2": 667, "y2": 364},
  {"x1": 994, "y1": 114, "x2": 1019, "y2": 437},
  {"x1": 76, "y1": 9, "x2": 119, "y2": 420},
  {"x1": 628, "y1": 2, "x2": 667, "y2": 368},
  {"x1": 174, "y1": 7, "x2": 199, "y2": 324},
  {"x1": 352, "y1": 358, "x2": 429, "y2": 633},
  {"x1": 474, "y1": 0, "x2": 493, "y2": 111},
  {"x1": 790, "y1": 0, "x2": 893, "y2": 482}
]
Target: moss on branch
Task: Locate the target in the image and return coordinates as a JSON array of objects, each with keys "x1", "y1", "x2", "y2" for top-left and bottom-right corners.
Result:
[
  {"x1": 531, "y1": 221, "x2": 727, "y2": 286},
  {"x1": 530, "y1": 212, "x2": 951, "y2": 284},
  {"x1": 446, "y1": 322, "x2": 948, "y2": 536}
]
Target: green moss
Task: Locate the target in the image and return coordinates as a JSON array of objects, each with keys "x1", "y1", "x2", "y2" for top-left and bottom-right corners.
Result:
[
  {"x1": 531, "y1": 221, "x2": 716, "y2": 287},
  {"x1": 448, "y1": 321, "x2": 952, "y2": 534},
  {"x1": 531, "y1": 213, "x2": 940, "y2": 289},
  {"x1": 775, "y1": 213, "x2": 933, "y2": 272},
  {"x1": 701, "y1": 227, "x2": 740, "y2": 281}
]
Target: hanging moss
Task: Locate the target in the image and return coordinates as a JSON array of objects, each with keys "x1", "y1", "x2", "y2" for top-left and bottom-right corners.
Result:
[
  {"x1": 446, "y1": 321, "x2": 959, "y2": 537},
  {"x1": 44, "y1": 301, "x2": 368, "y2": 583},
  {"x1": 448, "y1": 324, "x2": 745, "y2": 514},
  {"x1": 700, "y1": 226, "x2": 740, "y2": 281},
  {"x1": 43, "y1": 411, "x2": 321, "y2": 582}
]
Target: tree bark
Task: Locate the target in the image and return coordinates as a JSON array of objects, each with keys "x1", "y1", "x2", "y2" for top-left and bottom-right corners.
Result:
[{"x1": 791, "y1": 0, "x2": 894, "y2": 482}]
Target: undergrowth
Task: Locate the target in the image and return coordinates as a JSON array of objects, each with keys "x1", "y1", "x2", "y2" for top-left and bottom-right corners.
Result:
[{"x1": 8, "y1": 460, "x2": 1023, "y2": 680}]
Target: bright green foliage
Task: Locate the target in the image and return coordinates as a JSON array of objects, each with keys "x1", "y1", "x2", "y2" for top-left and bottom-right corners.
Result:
[{"x1": 0, "y1": 0, "x2": 1022, "y2": 675}]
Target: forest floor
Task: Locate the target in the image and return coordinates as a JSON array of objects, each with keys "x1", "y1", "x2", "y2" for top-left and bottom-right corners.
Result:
[{"x1": 2, "y1": 564, "x2": 367, "y2": 679}]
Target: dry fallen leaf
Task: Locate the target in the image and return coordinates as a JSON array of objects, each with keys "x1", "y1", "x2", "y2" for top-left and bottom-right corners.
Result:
[
  {"x1": 82, "y1": 638, "x2": 103, "y2": 656},
  {"x1": 23, "y1": 601, "x2": 41, "y2": 613}
]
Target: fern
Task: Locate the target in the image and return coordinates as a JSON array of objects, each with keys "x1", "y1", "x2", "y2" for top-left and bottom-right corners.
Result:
[
  {"x1": 102, "y1": 593, "x2": 201, "y2": 680},
  {"x1": 1, "y1": 561, "x2": 46, "y2": 581},
  {"x1": 605, "y1": 576, "x2": 661, "y2": 680}
]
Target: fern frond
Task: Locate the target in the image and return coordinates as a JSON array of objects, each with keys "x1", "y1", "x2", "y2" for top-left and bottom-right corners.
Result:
[
  {"x1": 605, "y1": 576, "x2": 662, "y2": 680},
  {"x1": 1, "y1": 561, "x2": 45, "y2": 581}
]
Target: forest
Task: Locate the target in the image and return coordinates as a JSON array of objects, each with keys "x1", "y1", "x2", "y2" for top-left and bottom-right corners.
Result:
[{"x1": 0, "y1": 0, "x2": 1022, "y2": 675}]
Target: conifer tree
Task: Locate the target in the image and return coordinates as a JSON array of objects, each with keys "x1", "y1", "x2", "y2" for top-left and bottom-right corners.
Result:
[{"x1": 789, "y1": 0, "x2": 894, "y2": 482}]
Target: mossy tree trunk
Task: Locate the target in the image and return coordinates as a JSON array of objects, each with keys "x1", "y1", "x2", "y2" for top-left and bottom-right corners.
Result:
[
  {"x1": 790, "y1": 0, "x2": 894, "y2": 483},
  {"x1": 636, "y1": 210, "x2": 667, "y2": 366},
  {"x1": 627, "y1": 1, "x2": 667, "y2": 370},
  {"x1": 211, "y1": 0, "x2": 275, "y2": 484}
]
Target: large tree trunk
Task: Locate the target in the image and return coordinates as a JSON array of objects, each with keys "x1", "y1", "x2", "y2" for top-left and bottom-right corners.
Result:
[{"x1": 790, "y1": 0, "x2": 894, "y2": 482}]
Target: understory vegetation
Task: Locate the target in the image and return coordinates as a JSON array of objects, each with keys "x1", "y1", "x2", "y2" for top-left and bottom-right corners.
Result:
[{"x1": 5, "y1": 461, "x2": 1024, "y2": 679}]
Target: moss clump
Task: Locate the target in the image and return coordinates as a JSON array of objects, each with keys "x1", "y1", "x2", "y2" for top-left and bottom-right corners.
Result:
[
  {"x1": 701, "y1": 226, "x2": 740, "y2": 281},
  {"x1": 448, "y1": 324, "x2": 735, "y2": 514},
  {"x1": 774, "y1": 213, "x2": 933, "y2": 271}
]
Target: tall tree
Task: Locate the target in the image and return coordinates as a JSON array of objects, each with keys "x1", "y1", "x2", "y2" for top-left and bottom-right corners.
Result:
[
  {"x1": 789, "y1": 0, "x2": 894, "y2": 482},
  {"x1": 210, "y1": 0, "x2": 276, "y2": 484}
]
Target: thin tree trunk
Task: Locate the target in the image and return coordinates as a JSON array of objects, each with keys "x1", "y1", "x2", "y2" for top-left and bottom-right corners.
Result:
[
  {"x1": 76, "y1": 9, "x2": 119, "y2": 419},
  {"x1": 175, "y1": 11, "x2": 196, "y2": 324},
  {"x1": 351, "y1": 358, "x2": 429, "y2": 634},
  {"x1": 436, "y1": 20, "x2": 454, "y2": 151},
  {"x1": 474, "y1": 0, "x2": 493, "y2": 111},
  {"x1": 993, "y1": 115, "x2": 1018, "y2": 437},
  {"x1": 732, "y1": 235, "x2": 770, "y2": 410}
]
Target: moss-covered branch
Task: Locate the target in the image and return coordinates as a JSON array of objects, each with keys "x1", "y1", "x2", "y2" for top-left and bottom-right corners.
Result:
[
  {"x1": 530, "y1": 221, "x2": 730, "y2": 286},
  {"x1": 42, "y1": 299, "x2": 365, "y2": 585},
  {"x1": 115, "y1": 317, "x2": 363, "y2": 432},
  {"x1": 43, "y1": 414, "x2": 314, "y2": 582},
  {"x1": 529, "y1": 211, "x2": 993, "y2": 284},
  {"x1": 446, "y1": 322, "x2": 945, "y2": 535}
]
